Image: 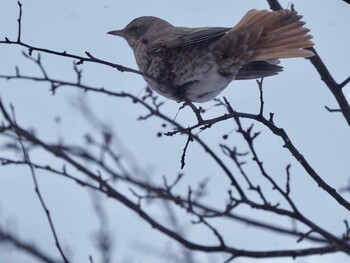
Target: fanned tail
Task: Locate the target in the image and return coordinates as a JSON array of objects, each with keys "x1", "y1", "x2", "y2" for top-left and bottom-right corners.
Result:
[{"x1": 231, "y1": 9, "x2": 314, "y2": 60}]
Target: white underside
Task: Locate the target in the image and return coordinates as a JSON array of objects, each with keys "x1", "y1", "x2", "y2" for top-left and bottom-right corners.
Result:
[
  {"x1": 185, "y1": 66, "x2": 232, "y2": 102},
  {"x1": 144, "y1": 55, "x2": 234, "y2": 103}
]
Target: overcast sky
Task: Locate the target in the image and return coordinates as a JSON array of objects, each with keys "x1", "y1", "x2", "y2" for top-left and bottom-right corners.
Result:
[{"x1": 1, "y1": 0, "x2": 350, "y2": 262}]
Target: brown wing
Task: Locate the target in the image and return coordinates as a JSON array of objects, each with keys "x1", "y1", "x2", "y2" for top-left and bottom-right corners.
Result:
[{"x1": 148, "y1": 27, "x2": 230, "y2": 53}]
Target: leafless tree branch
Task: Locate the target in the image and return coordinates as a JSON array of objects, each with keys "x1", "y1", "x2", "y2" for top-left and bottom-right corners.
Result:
[
  {"x1": 0, "y1": 227, "x2": 62, "y2": 263},
  {"x1": 0, "y1": 1, "x2": 349, "y2": 261},
  {"x1": 266, "y1": 0, "x2": 350, "y2": 126}
]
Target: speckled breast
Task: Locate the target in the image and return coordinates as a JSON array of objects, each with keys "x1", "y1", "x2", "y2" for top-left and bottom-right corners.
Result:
[{"x1": 134, "y1": 42, "x2": 235, "y2": 102}]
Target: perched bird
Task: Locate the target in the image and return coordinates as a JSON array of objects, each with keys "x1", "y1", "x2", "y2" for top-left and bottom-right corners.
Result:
[{"x1": 108, "y1": 9, "x2": 314, "y2": 103}]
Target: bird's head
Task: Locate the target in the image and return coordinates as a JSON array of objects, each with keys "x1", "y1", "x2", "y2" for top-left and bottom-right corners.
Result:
[{"x1": 108, "y1": 16, "x2": 173, "y2": 49}]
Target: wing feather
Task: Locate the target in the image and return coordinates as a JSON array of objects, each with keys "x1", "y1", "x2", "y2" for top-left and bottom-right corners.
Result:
[{"x1": 148, "y1": 27, "x2": 229, "y2": 53}]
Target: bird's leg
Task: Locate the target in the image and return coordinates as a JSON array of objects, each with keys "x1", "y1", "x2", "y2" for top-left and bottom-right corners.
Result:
[
  {"x1": 173, "y1": 81, "x2": 204, "y2": 123},
  {"x1": 183, "y1": 97, "x2": 203, "y2": 124}
]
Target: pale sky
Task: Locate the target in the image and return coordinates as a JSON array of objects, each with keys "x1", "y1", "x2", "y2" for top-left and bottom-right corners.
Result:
[{"x1": 1, "y1": 0, "x2": 349, "y2": 262}]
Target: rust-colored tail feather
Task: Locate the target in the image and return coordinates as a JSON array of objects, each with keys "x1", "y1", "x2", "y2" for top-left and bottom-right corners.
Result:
[{"x1": 231, "y1": 9, "x2": 314, "y2": 60}]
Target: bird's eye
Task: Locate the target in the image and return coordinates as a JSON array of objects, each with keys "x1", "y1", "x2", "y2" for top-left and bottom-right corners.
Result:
[
  {"x1": 127, "y1": 24, "x2": 147, "y2": 38},
  {"x1": 130, "y1": 25, "x2": 138, "y2": 31}
]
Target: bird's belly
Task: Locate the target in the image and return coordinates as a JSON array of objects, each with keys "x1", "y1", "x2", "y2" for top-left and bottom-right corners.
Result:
[
  {"x1": 147, "y1": 65, "x2": 231, "y2": 102},
  {"x1": 184, "y1": 68, "x2": 231, "y2": 102},
  {"x1": 138, "y1": 47, "x2": 234, "y2": 102}
]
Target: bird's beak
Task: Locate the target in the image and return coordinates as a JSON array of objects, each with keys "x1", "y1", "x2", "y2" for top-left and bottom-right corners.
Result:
[{"x1": 107, "y1": 30, "x2": 124, "y2": 37}]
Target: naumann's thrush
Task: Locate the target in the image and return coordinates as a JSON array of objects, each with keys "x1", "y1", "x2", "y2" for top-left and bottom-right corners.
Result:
[{"x1": 108, "y1": 9, "x2": 314, "y2": 103}]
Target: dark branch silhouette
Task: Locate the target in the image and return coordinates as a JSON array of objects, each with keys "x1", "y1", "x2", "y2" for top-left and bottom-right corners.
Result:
[
  {"x1": 7, "y1": 104, "x2": 70, "y2": 263},
  {"x1": 0, "y1": 1, "x2": 349, "y2": 262},
  {"x1": 0, "y1": 227, "x2": 62, "y2": 263},
  {"x1": 267, "y1": 0, "x2": 350, "y2": 126}
]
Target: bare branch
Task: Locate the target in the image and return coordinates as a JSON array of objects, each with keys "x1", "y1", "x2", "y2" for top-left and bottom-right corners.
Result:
[
  {"x1": 0, "y1": 227, "x2": 62, "y2": 263},
  {"x1": 257, "y1": 78, "x2": 264, "y2": 116},
  {"x1": 285, "y1": 164, "x2": 291, "y2": 196},
  {"x1": 181, "y1": 132, "x2": 193, "y2": 169},
  {"x1": 8, "y1": 104, "x2": 70, "y2": 263},
  {"x1": 266, "y1": 0, "x2": 350, "y2": 127},
  {"x1": 1, "y1": 2, "x2": 349, "y2": 260},
  {"x1": 16, "y1": 1, "x2": 22, "y2": 42},
  {"x1": 324, "y1": 106, "x2": 342, "y2": 113}
]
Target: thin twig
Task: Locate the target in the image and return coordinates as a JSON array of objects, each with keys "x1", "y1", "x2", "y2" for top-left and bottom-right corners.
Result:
[
  {"x1": 181, "y1": 132, "x2": 193, "y2": 169},
  {"x1": 266, "y1": 0, "x2": 350, "y2": 127},
  {"x1": 16, "y1": 1, "x2": 22, "y2": 42},
  {"x1": 0, "y1": 227, "x2": 62, "y2": 263},
  {"x1": 257, "y1": 78, "x2": 264, "y2": 116},
  {"x1": 8, "y1": 105, "x2": 69, "y2": 263},
  {"x1": 285, "y1": 164, "x2": 291, "y2": 196}
]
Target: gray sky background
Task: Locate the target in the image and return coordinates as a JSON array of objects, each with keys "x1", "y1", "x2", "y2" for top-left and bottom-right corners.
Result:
[{"x1": 1, "y1": 0, "x2": 350, "y2": 262}]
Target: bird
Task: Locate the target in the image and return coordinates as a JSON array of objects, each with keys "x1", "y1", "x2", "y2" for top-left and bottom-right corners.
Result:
[{"x1": 108, "y1": 9, "x2": 314, "y2": 103}]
